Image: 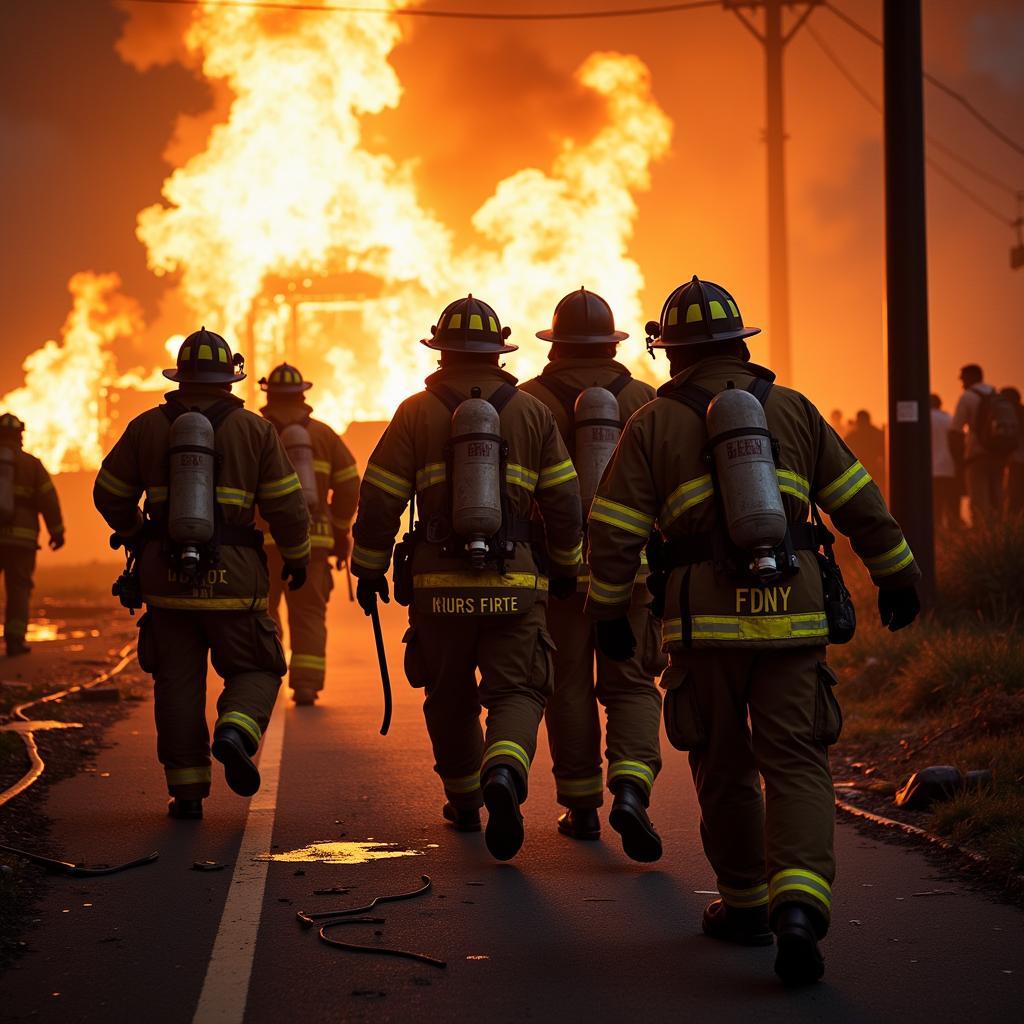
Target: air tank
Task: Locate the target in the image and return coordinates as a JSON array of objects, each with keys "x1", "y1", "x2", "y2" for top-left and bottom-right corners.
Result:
[
  {"x1": 167, "y1": 411, "x2": 216, "y2": 578},
  {"x1": 706, "y1": 387, "x2": 787, "y2": 578},
  {"x1": 0, "y1": 447, "x2": 15, "y2": 525},
  {"x1": 280, "y1": 422, "x2": 319, "y2": 511},
  {"x1": 574, "y1": 386, "x2": 621, "y2": 513},
  {"x1": 450, "y1": 398, "x2": 503, "y2": 566}
]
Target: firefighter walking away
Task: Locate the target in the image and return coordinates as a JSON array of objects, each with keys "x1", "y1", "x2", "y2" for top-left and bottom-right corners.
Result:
[
  {"x1": 0, "y1": 413, "x2": 65, "y2": 657},
  {"x1": 93, "y1": 329, "x2": 310, "y2": 820},
  {"x1": 520, "y1": 288, "x2": 664, "y2": 861},
  {"x1": 585, "y1": 277, "x2": 921, "y2": 985},
  {"x1": 351, "y1": 295, "x2": 583, "y2": 861},
  {"x1": 259, "y1": 363, "x2": 359, "y2": 706}
]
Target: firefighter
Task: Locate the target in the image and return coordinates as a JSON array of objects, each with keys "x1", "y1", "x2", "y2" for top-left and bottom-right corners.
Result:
[
  {"x1": 351, "y1": 296, "x2": 583, "y2": 861},
  {"x1": 94, "y1": 330, "x2": 310, "y2": 820},
  {"x1": 585, "y1": 277, "x2": 921, "y2": 985},
  {"x1": 258, "y1": 364, "x2": 359, "y2": 705},
  {"x1": 0, "y1": 414, "x2": 64, "y2": 657},
  {"x1": 519, "y1": 288, "x2": 664, "y2": 861}
]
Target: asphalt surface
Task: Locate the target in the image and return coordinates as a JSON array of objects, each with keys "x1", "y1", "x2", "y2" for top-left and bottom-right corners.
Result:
[{"x1": 1, "y1": 589, "x2": 1022, "y2": 1024}]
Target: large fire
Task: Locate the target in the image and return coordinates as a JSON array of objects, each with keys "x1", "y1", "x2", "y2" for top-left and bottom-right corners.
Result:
[{"x1": 3, "y1": 0, "x2": 672, "y2": 472}]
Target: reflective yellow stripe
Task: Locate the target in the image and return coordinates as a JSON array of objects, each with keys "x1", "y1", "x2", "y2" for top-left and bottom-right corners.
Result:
[
  {"x1": 608, "y1": 759, "x2": 655, "y2": 792},
  {"x1": 38, "y1": 480, "x2": 55, "y2": 495},
  {"x1": 145, "y1": 596, "x2": 269, "y2": 611},
  {"x1": 147, "y1": 485, "x2": 168, "y2": 503},
  {"x1": 310, "y1": 535, "x2": 334, "y2": 549},
  {"x1": 291, "y1": 654, "x2": 326, "y2": 671},
  {"x1": 555, "y1": 775, "x2": 604, "y2": 797},
  {"x1": 548, "y1": 541, "x2": 583, "y2": 567},
  {"x1": 331, "y1": 515, "x2": 353, "y2": 531},
  {"x1": 506, "y1": 463, "x2": 538, "y2": 491},
  {"x1": 12, "y1": 485, "x2": 32, "y2": 498},
  {"x1": 97, "y1": 467, "x2": 138, "y2": 498},
  {"x1": 415, "y1": 462, "x2": 447, "y2": 492},
  {"x1": 443, "y1": 773, "x2": 481, "y2": 795},
  {"x1": 587, "y1": 574, "x2": 634, "y2": 605},
  {"x1": 818, "y1": 461, "x2": 871, "y2": 513},
  {"x1": 216, "y1": 486, "x2": 255, "y2": 508},
  {"x1": 537, "y1": 459, "x2": 577, "y2": 490},
  {"x1": 770, "y1": 868, "x2": 832, "y2": 911},
  {"x1": 482, "y1": 740, "x2": 531, "y2": 775},
  {"x1": 312, "y1": 459, "x2": 331, "y2": 475},
  {"x1": 279, "y1": 538, "x2": 311, "y2": 560},
  {"x1": 364, "y1": 462, "x2": 412, "y2": 500},
  {"x1": 216, "y1": 711, "x2": 262, "y2": 747},
  {"x1": 332, "y1": 464, "x2": 359, "y2": 485},
  {"x1": 351, "y1": 543, "x2": 390, "y2": 571},
  {"x1": 865, "y1": 538, "x2": 914, "y2": 578},
  {"x1": 590, "y1": 497, "x2": 654, "y2": 538},
  {"x1": 718, "y1": 882, "x2": 769, "y2": 908},
  {"x1": 413, "y1": 572, "x2": 547, "y2": 591},
  {"x1": 258, "y1": 473, "x2": 302, "y2": 500},
  {"x1": 0, "y1": 526, "x2": 40, "y2": 541},
  {"x1": 690, "y1": 612, "x2": 829, "y2": 642},
  {"x1": 776, "y1": 468, "x2": 810, "y2": 503},
  {"x1": 661, "y1": 474, "x2": 714, "y2": 525},
  {"x1": 165, "y1": 766, "x2": 212, "y2": 786}
]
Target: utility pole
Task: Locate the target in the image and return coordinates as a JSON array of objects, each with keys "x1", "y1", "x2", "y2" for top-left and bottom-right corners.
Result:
[
  {"x1": 883, "y1": 0, "x2": 935, "y2": 600},
  {"x1": 727, "y1": 1, "x2": 819, "y2": 385}
]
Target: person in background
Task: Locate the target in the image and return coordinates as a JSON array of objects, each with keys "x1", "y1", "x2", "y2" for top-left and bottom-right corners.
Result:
[
  {"x1": 929, "y1": 394, "x2": 961, "y2": 532},
  {"x1": 828, "y1": 409, "x2": 846, "y2": 440},
  {"x1": 844, "y1": 411, "x2": 885, "y2": 494},
  {"x1": 1001, "y1": 387, "x2": 1024, "y2": 516},
  {"x1": 951, "y1": 364, "x2": 1006, "y2": 526}
]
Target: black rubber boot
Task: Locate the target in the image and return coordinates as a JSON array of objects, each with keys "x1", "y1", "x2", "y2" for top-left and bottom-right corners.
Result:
[
  {"x1": 609, "y1": 780, "x2": 662, "y2": 863},
  {"x1": 167, "y1": 797, "x2": 204, "y2": 820},
  {"x1": 557, "y1": 808, "x2": 601, "y2": 841},
  {"x1": 292, "y1": 689, "x2": 318, "y2": 707},
  {"x1": 702, "y1": 898, "x2": 773, "y2": 947},
  {"x1": 6, "y1": 639, "x2": 30, "y2": 658},
  {"x1": 443, "y1": 802, "x2": 482, "y2": 833},
  {"x1": 482, "y1": 766, "x2": 525, "y2": 861},
  {"x1": 211, "y1": 725, "x2": 261, "y2": 797},
  {"x1": 774, "y1": 905, "x2": 826, "y2": 986}
]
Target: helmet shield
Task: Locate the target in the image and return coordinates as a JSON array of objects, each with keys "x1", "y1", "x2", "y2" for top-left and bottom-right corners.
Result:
[{"x1": 647, "y1": 276, "x2": 761, "y2": 348}]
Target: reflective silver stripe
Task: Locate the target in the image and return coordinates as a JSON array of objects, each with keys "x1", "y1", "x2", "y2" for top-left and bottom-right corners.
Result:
[
  {"x1": 364, "y1": 462, "x2": 412, "y2": 500},
  {"x1": 776, "y1": 469, "x2": 810, "y2": 503},
  {"x1": 818, "y1": 461, "x2": 871, "y2": 513},
  {"x1": 415, "y1": 462, "x2": 447, "y2": 491},
  {"x1": 690, "y1": 612, "x2": 829, "y2": 642},
  {"x1": 588, "y1": 574, "x2": 634, "y2": 605},
  {"x1": 770, "y1": 868, "x2": 833, "y2": 911},
  {"x1": 537, "y1": 459, "x2": 577, "y2": 490},
  {"x1": 590, "y1": 497, "x2": 654, "y2": 538},
  {"x1": 865, "y1": 538, "x2": 914, "y2": 578},
  {"x1": 661, "y1": 474, "x2": 714, "y2": 525}
]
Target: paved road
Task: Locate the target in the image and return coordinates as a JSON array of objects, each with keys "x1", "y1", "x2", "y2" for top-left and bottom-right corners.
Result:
[{"x1": 1, "y1": 591, "x2": 1022, "y2": 1023}]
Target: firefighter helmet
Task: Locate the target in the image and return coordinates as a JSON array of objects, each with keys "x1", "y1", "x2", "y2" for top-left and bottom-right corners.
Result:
[
  {"x1": 0, "y1": 413, "x2": 25, "y2": 434},
  {"x1": 536, "y1": 287, "x2": 628, "y2": 344},
  {"x1": 421, "y1": 295, "x2": 517, "y2": 354},
  {"x1": 163, "y1": 328, "x2": 246, "y2": 384},
  {"x1": 259, "y1": 363, "x2": 312, "y2": 395},
  {"x1": 646, "y1": 276, "x2": 761, "y2": 348}
]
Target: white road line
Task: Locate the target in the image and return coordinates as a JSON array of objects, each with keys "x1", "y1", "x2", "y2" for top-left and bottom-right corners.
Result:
[{"x1": 193, "y1": 701, "x2": 286, "y2": 1024}]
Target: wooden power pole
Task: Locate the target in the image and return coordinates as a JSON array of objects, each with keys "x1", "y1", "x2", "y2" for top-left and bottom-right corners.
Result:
[{"x1": 883, "y1": 0, "x2": 935, "y2": 599}]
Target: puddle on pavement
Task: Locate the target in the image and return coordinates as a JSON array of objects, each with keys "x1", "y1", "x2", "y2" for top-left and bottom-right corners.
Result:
[
  {"x1": 0, "y1": 622, "x2": 101, "y2": 643},
  {"x1": 258, "y1": 840, "x2": 424, "y2": 865}
]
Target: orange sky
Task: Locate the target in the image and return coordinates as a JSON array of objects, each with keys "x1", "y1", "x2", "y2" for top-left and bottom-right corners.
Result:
[{"x1": 1, "y1": 0, "x2": 1022, "y2": 423}]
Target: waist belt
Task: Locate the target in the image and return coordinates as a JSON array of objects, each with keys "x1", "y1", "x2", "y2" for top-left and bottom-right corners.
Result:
[{"x1": 652, "y1": 522, "x2": 823, "y2": 570}]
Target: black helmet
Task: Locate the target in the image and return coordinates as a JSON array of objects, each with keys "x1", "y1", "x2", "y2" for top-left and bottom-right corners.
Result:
[
  {"x1": 536, "y1": 287, "x2": 628, "y2": 345},
  {"x1": 163, "y1": 328, "x2": 246, "y2": 384},
  {"x1": 259, "y1": 363, "x2": 312, "y2": 395},
  {"x1": 646, "y1": 276, "x2": 761, "y2": 349},
  {"x1": 420, "y1": 295, "x2": 517, "y2": 354},
  {"x1": 0, "y1": 413, "x2": 25, "y2": 434}
]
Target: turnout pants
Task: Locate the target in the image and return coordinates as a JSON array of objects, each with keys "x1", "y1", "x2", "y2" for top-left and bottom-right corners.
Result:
[
  {"x1": 403, "y1": 602, "x2": 553, "y2": 811},
  {"x1": 0, "y1": 545, "x2": 35, "y2": 644},
  {"x1": 137, "y1": 608, "x2": 287, "y2": 799},
  {"x1": 268, "y1": 548, "x2": 334, "y2": 693},
  {"x1": 544, "y1": 592, "x2": 662, "y2": 808},
  {"x1": 663, "y1": 646, "x2": 838, "y2": 934}
]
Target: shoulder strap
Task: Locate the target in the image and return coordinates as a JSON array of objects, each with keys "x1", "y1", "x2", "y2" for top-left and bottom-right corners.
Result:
[
  {"x1": 747, "y1": 376, "x2": 775, "y2": 407},
  {"x1": 660, "y1": 382, "x2": 716, "y2": 420},
  {"x1": 425, "y1": 382, "x2": 464, "y2": 414},
  {"x1": 606, "y1": 371, "x2": 633, "y2": 398},
  {"x1": 160, "y1": 396, "x2": 242, "y2": 432},
  {"x1": 535, "y1": 377, "x2": 580, "y2": 422},
  {"x1": 488, "y1": 382, "x2": 517, "y2": 414}
]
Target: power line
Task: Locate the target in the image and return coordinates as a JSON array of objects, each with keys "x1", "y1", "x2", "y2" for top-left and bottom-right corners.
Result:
[
  {"x1": 805, "y1": 22, "x2": 1016, "y2": 227},
  {"x1": 122, "y1": 0, "x2": 720, "y2": 20},
  {"x1": 824, "y1": 1, "x2": 1024, "y2": 160}
]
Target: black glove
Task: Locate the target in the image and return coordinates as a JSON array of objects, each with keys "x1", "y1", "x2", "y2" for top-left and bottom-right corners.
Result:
[
  {"x1": 595, "y1": 616, "x2": 636, "y2": 662},
  {"x1": 49, "y1": 532, "x2": 66, "y2": 552},
  {"x1": 281, "y1": 563, "x2": 307, "y2": 592},
  {"x1": 549, "y1": 576, "x2": 577, "y2": 601},
  {"x1": 878, "y1": 586, "x2": 920, "y2": 632},
  {"x1": 357, "y1": 576, "x2": 390, "y2": 616}
]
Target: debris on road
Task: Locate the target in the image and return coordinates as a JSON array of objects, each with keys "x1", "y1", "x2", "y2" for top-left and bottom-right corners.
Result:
[
  {"x1": 297, "y1": 874, "x2": 433, "y2": 926},
  {"x1": 191, "y1": 861, "x2": 227, "y2": 872},
  {"x1": 0, "y1": 844, "x2": 158, "y2": 877}
]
